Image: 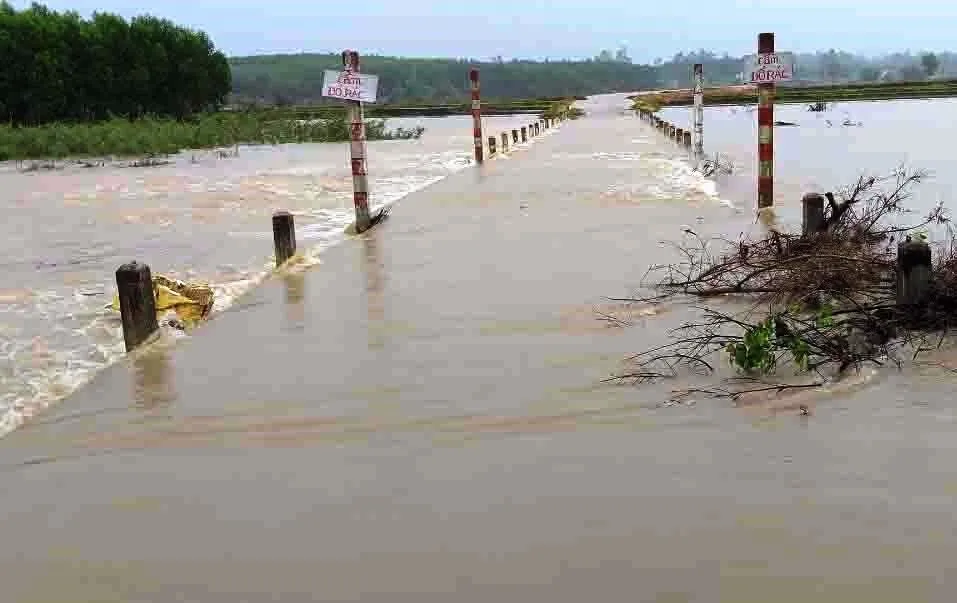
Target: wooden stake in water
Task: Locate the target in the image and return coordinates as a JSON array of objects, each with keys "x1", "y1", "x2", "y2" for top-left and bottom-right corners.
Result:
[
  {"x1": 470, "y1": 68, "x2": 483, "y2": 164},
  {"x1": 272, "y1": 211, "x2": 297, "y2": 266},
  {"x1": 693, "y1": 63, "x2": 704, "y2": 159},
  {"x1": 116, "y1": 261, "x2": 159, "y2": 352},
  {"x1": 757, "y1": 33, "x2": 775, "y2": 209},
  {"x1": 343, "y1": 50, "x2": 372, "y2": 233}
]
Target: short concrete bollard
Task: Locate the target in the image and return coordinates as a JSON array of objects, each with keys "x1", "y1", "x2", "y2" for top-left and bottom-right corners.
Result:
[
  {"x1": 801, "y1": 193, "x2": 826, "y2": 236},
  {"x1": 501, "y1": 132, "x2": 509, "y2": 152},
  {"x1": 488, "y1": 136, "x2": 497, "y2": 156},
  {"x1": 897, "y1": 237, "x2": 932, "y2": 306},
  {"x1": 273, "y1": 211, "x2": 297, "y2": 266},
  {"x1": 521, "y1": 126, "x2": 528, "y2": 142},
  {"x1": 116, "y1": 261, "x2": 159, "y2": 352}
]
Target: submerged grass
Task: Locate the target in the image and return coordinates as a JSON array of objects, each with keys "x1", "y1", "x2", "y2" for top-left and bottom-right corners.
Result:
[
  {"x1": 0, "y1": 112, "x2": 424, "y2": 161},
  {"x1": 257, "y1": 96, "x2": 579, "y2": 120},
  {"x1": 632, "y1": 79, "x2": 957, "y2": 111},
  {"x1": 542, "y1": 98, "x2": 585, "y2": 120}
]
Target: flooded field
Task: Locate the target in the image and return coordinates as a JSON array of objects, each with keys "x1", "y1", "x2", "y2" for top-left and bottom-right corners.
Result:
[
  {"x1": 0, "y1": 114, "x2": 551, "y2": 436},
  {"x1": 660, "y1": 97, "x2": 957, "y2": 232}
]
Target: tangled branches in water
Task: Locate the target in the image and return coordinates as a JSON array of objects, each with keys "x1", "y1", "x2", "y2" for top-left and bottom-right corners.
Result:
[
  {"x1": 694, "y1": 153, "x2": 735, "y2": 178},
  {"x1": 612, "y1": 166, "x2": 957, "y2": 401}
]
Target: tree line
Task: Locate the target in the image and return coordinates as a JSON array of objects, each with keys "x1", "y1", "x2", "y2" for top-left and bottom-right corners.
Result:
[
  {"x1": 229, "y1": 54, "x2": 659, "y2": 106},
  {"x1": 0, "y1": 2, "x2": 231, "y2": 125},
  {"x1": 232, "y1": 48, "x2": 957, "y2": 107},
  {"x1": 654, "y1": 49, "x2": 954, "y2": 87}
]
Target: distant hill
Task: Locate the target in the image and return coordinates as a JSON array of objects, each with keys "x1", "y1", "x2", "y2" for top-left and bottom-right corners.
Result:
[
  {"x1": 229, "y1": 50, "x2": 957, "y2": 107},
  {"x1": 228, "y1": 54, "x2": 660, "y2": 105}
]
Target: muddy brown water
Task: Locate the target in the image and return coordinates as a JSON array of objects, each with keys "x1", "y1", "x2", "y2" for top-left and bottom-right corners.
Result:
[
  {"x1": 2, "y1": 95, "x2": 957, "y2": 601},
  {"x1": 0, "y1": 114, "x2": 540, "y2": 435}
]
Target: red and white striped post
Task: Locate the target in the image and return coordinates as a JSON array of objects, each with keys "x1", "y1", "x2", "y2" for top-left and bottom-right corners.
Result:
[
  {"x1": 757, "y1": 33, "x2": 775, "y2": 209},
  {"x1": 470, "y1": 68, "x2": 483, "y2": 164},
  {"x1": 343, "y1": 50, "x2": 372, "y2": 233},
  {"x1": 692, "y1": 63, "x2": 704, "y2": 159}
]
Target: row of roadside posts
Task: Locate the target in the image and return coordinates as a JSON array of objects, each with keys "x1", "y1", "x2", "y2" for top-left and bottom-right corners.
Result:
[
  {"x1": 115, "y1": 55, "x2": 566, "y2": 353},
  {"x1": 637, "y1": 33, "x2": 796, "y2": 212},
  {"x1": 470, "y1": 68, "x2": 564, "y2": 163}
]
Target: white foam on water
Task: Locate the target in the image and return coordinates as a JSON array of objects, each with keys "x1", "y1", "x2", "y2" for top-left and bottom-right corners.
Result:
[
  {"x1": 0, "y1": 118, "x2": 597, "y2": 439},
  {"x1": 651, "y1": 156, "x2": 738, "y2": 209},
  {"x1": 0, "y1": 145, "x2": 477, "y2": 439}
]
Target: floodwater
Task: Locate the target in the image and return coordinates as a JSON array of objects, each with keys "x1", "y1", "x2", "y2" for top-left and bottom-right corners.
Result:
[
  {"x1": 0, "y1": 114, "x2": 549, "y2": 436},
  {"x1": 661, "y1": 97, "x2": 957, "y2": 233},
  {"x1": 3, "y1": 94, "x2": 957, "y2": 601},
  {"x1": 0, "y1": 96, "x2": 957, "y2": 603}
]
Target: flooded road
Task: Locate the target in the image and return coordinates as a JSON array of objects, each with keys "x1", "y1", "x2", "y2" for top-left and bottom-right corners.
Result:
[
  {"x1": 0, "y1": 114, "x2": 544, "y2": 435},
  {"x1": 2, "y1": 94, "x2": 957, "y2": 601}
]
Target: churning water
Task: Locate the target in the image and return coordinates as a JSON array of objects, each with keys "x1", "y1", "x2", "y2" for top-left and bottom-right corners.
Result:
[{"x1": 0, "y1": 114, "x2": 559, "y2": 436}]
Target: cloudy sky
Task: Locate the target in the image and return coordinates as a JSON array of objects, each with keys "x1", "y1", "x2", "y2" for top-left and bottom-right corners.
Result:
[{"x1": 11, "y1": 0, "x2": 957, "y2": 60}]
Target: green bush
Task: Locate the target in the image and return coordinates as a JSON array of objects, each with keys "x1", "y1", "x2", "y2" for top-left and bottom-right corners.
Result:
[{"x1": 0, "y1": 112, "x2": 425, "y2": 160}]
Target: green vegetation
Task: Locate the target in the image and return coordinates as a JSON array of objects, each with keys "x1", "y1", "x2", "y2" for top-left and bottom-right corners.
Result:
[
  {"x1": 0, "y1": 3, "x2": 426, "y2": 160},
  {"x1": 255, "y1": 97, "x2": 574, "y2": 120},
  {"x1": 541, "y1": 99, "x2": 584, "y2": 120},
  {"x1": 231, "y1": 48, "x2": 957, "y2": 107},
  {"x1": 0, "y1": 2, "x2": 230, "y2": 124},
  {"x1": 735, "y1": 80, "x2": 957, "y2": 106},
  {"x1": 633, "y1": 79, "x2": 957, "y2": 110},
  {"x1": 726, "y1": 305, "x2": 834, "y2": 375},
  {"x1": 230, "y1": 53, "x2": 658, "y2": 105},
  {"x1": 0, "y1": 113, "x2": 423, "y2": 161}
]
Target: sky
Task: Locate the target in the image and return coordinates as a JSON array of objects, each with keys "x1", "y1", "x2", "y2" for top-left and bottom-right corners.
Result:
[{"x1": 11, "y1": 0, "x2": 957, "y2": 61}]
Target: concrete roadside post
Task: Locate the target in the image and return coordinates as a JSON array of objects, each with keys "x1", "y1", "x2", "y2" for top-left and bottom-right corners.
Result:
[
  {"x1": 502, "y1": 132, "x2": 509, "y2": 152},
  {"x1": 897, "y1": 236, "x2": 932, "y2": 306},
  {"x1": 801, "y1": 193, "x2": 825, "y2": 236},
  {"x1": 116, "y1": 261, "x2": 159, "y2": 352},
  {"x1": 272, "y1": 211, "x2": 297, "y2": 266}
]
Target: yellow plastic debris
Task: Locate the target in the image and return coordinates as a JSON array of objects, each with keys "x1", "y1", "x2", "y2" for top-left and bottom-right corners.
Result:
[{"x1": 111, "y1": 274, "x2": 214, "y2": 325}]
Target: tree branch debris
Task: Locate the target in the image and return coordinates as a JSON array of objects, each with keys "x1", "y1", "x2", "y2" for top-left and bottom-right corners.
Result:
[{"x1": 610, "y1": 167, "x2": 957, "y2": 402}]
